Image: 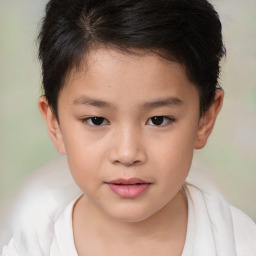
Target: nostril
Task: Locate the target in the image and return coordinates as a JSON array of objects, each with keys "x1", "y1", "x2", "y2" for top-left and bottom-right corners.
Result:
[
  {"x1": 109, "y1": 139, "x2": 147, "y2": 166},
  {"x1": 113, "y1": 159, "x2": 140, "y2": 166},
  {"x1": 133, "y1": 160, "x2": 142, "y2": 166}
]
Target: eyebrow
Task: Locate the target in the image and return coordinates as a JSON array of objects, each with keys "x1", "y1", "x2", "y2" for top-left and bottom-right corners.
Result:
[
  {"x1": 73, "y1": 97, "x2": 111, "y2": 108},
  {"x1": 73, "y1": 96, "x2": 183, "y2": 109},
  {"x1": 141, "y1": 97, "x2": 183, "y2": 109}
]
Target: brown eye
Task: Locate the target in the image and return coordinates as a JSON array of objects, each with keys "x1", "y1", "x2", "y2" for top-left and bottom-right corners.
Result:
[
  {"x1": 83, "y1": 116, "x2": 109, "y2": 126},
  {"x1": 151, "y1": 116, "x2": 164, "y2": 125},
  {"x1": 147, "y1": 116, "x2": 174, "y2": 126}
]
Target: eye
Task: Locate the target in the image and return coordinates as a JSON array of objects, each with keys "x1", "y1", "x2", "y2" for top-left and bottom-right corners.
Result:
[
  {"x1": 83, "y1": 116, "x2": 109, "y2": 126},
  {"x1": 146, "y1": 116, "x2": 174, "y2": 127}
]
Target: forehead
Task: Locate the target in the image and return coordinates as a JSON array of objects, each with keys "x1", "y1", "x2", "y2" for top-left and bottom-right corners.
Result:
[{"x1": 61, "y1": 47, "x2": 199, "y2": 108}]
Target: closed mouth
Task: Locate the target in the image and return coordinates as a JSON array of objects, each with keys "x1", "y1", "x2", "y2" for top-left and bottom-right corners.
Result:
[
  {"x1": 105, "y1": 178, "x2": 152, "y2": 198},
  {"x1": 106, "y1": 177, "x2": 151, "y2": 185}
]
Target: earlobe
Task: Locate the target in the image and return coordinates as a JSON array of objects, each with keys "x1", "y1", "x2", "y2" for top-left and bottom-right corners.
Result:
[
  {"x1": 38, "y1": 96, "x2": 66, "y2": 154},
  {"x1": 194, "y1": 89, "x2": 224, "y2": 149}
]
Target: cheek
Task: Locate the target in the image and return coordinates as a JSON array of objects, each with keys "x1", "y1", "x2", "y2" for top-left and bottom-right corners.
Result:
[
  {"x1": 150, "y1": 125, "x2": 197, "y2": 183},
  {"x1": 154, "y1": 146, "x2": 192, "y2": 198},
  {"x1": 61, "y1": 130, "x2": 107, "y2": 189}
]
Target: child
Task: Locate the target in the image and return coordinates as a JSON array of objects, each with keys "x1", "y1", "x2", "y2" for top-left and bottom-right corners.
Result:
[{"x1": 1, "y1": 0, "x2": 256, "y2": 255}]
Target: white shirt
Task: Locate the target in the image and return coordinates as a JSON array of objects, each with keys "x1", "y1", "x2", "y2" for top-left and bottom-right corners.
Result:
[
  {"x1": 49, "y1": 187, "x2": 194, "y2": 256},
  {"x1": 48, "y1": 184, "x2": 256, "y2": 256},
  {"x1": 1, "y1": 169, "x2": 256, "y2": 256}
]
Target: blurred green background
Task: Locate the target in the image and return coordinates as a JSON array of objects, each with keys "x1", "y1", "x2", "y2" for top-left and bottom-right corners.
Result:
[{"x1": 0, "y1": 0, "x2": 256, "y2": 221}]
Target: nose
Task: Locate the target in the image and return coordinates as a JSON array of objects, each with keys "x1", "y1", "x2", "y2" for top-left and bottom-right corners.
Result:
[{"x1": 109, "y1": 126, "x2": 147, "y2": 167}]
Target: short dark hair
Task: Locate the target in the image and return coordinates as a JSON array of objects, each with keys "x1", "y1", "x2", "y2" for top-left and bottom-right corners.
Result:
[{"x1": 38, "y1": 0, "x2": 226, "y2": 117}]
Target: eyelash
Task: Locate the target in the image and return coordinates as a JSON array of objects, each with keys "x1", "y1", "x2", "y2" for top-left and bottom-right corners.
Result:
[
  {"x1": 82, "y1": 116, "x2": 175, "y2": 127},
  {"x1": 82, "y1": 116, "x2": 110, "y2": 126},
  {"x1": 146, "y1": 116, "x2": 175, "y2": 127}
]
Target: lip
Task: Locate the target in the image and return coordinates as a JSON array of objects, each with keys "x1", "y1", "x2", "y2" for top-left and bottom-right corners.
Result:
[{"x1": 106, "y1": 178, "x2": 152, "y2": 198}]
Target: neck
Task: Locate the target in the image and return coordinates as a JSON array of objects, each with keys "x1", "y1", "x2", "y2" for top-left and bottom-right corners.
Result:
[{"x1": 73, "y1": 188, "x2": 188, "y2": 246}]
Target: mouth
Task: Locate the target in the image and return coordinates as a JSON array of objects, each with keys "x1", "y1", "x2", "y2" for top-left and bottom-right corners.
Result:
[{"x1": 105, "y1": 178, "x2": 152, "y2": 198}]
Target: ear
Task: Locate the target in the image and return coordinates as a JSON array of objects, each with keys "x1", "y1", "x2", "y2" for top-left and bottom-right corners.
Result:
[
  {"x1": 194, "y1": 89, "x2": 224, "y2": 149},
  {"x1": 38, "y1": 96, "x2": 66, "y2": 154}
]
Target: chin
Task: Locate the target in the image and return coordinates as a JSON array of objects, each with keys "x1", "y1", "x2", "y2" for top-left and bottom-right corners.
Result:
[
  {"x1": 111, "y1": 214, "x2": 150, "y2": 223},
  {"x1": 105, "y1": 204, "x2": 155, "y2": 223}
]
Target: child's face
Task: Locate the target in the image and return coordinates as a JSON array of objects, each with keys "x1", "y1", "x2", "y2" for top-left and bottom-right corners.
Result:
[{"x1": 40, "y1": 48, "x2": 222, "y2": 222}]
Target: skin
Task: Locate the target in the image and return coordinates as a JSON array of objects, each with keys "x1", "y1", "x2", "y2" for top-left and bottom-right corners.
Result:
[{"x1": 39, "y1": 48, "x2": 223, "y2": 255}]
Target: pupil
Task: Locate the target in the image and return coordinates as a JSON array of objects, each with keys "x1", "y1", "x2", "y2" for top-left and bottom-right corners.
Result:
[
  {"x1": 152, "y1": 116, "x2": 164, "y2": 125},
  {"x1": 92, "y1": 117, "x2": 104, "y2": 125}
]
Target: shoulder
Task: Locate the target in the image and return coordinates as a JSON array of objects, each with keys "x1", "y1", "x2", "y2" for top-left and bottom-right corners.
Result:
[
  {"x1": 1, "y1": 239, "x2": 18, "y2": 256},
  {"x1": 230, "y1": 205, "x2": 256, "y2": 254},
  {"x1": 185, "y1": 171, "x2": 256, "y2": 255},
  {"x1": 1, "y1": 158, "x2": 81, "y2": 256}
]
